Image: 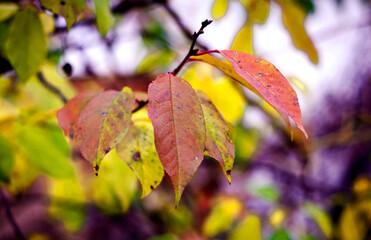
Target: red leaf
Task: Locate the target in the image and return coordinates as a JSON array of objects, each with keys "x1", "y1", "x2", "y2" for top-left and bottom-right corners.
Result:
[
  {"x1": 148, "y1": 74, "x2": 206, "y2": 206},
  {"x1": 57, "y1": 92, "x2": 98, "y2": 139},
  {"x1": 219, "y1": 50, "x2": 307, "y2": 137},
  {"x1": 74, "y1": 88, "x2": 135, "y2": 172}
]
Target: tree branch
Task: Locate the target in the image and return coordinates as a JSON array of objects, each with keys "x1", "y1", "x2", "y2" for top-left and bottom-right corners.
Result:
[
  {"x1": 37, "y1": 72, "x2": 68, "y2": 103},
  {"x1": 0, "y1": 187, "x2": 26, "y2": 240},
  {"x1": 161, "y1": 3, "x2": 209, "y2": 50},
  {"x1": 170, "y1": 19, "x2": 213, "y2": 76}
]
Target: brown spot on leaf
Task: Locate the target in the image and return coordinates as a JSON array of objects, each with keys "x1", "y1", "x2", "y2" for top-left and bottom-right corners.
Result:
[
  {"x1": 226, "y1": 170, "x2": 231, "y2": 175},
  {"x1": 150, "y1": 185, "x2": 154, "y2": 190},
  {"x1": 133, "y1": 152, "x2": 141, "y2": 161}
]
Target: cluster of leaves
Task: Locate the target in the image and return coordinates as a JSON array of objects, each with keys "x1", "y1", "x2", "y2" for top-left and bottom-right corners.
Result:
[
  {"x1": 0, "y1": 1, "x2": 307, "y2": 207},
  {"x1": 57, "y1": 22, "x2": 307, "y2": 206}
]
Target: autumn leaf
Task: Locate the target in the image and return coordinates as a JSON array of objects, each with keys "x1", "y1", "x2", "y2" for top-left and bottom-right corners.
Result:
[
  {"x1": 148, "y1": 74, "x2": 206, "y2": 206},
  {"x1": 203, "y1": 196, "x2": 243, "y2": 237},
  {"x1": 116, "y1": 120, "x2": 164, "y2": 198},
  {"x1": 196, "y1": 90, "x2": 234, "y2": 183},
  {"x1": 231, "y1": 21, "x2": 253, "y2": 54},
  {"x1": 57, "y1": 92, "x2": 98, "y2": 139},
  {"x1": 212, "y1": 0, "x2": 228, "y2": 19},
  {"x1": 5, "y1": 6, "x2": 47, "y2": 81},
  {"x1": 192, "y1": 51, "x2": 307, "y2": 138},
  {"x1": 74, "y1": 87, "x2": 135, "y2": 172},
  {"x1": 229, "y1": 215, "x2": 262, "y2": 240},
  {"x1": 40, "y1": 0, "x2": 85, "y2": 30},
  {"x1": 276, "y1": 0, "x2": 318, "y2": 63}
]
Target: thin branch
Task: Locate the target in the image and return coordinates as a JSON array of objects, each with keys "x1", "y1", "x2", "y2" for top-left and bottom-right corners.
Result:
[
  {"x1": 0, "y1": 187, "x2": 27, "y2": 240},
  {"x1": 170, "y1": 19, "x2": 213, "y2": 76},
  {"x1": 161, "y1": 3, "x2": 209, "y2": 50},
  {"x1": 37, "y1": 72, "x2": 68, "y2": 103},
  {"x1": 132, "y1": 100, "x2": 149, "y2": 113}
]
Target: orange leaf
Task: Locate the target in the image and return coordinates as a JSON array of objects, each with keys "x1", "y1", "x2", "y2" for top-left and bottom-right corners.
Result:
[
  {"x1": 193, "y1": 51, "x2": 307, "y2": 138},
  {"x1": 74, "y1": 88, "x2": 135, "y2": 172},
  {"x1": 57, "y1": 92, "x2": 98, "y2": 139},
  {"x1": 148, "y1": 74, "x2": 206, "y2": 206}
]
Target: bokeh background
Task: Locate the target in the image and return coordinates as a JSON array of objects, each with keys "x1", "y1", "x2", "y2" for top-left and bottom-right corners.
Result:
[{"x1": 0, "y1": 0, "x2": 371, "y2": 239}]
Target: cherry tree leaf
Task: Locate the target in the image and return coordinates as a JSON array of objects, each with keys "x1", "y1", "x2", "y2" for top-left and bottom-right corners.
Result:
[
  {"x1": 196, "y1": 90, "x2": 234, "y2": 184},
  {"x1": 117, "y1": 120, "x2": 164, "y2": 198},
  {"x1": 193, "y1": 51, "x2": 307, "y2": 138},
  {"x1": 148, "y1": 74, "x2": 206, "y2": 206},
  {"x1": 5, "y1": 7, "x2": 46, "y2": 81},
  {"x1": 57, "y1": 92, "x2": 97, "y2": 139},
  {"x1": 74, "y1": 87, "x2": 135, "y2": 173}
]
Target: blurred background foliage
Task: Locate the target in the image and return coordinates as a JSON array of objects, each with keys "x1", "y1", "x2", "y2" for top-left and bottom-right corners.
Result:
[{"x1": 0, "y1": 0, "x2": 371, "y2": 239}]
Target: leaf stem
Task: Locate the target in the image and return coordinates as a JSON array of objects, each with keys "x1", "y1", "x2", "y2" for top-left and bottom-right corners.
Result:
[
  {"x1": 0, "y1": 187, "x2": 27, "y2": 240},
  {"x1": 194, "y1": 49, "x2": 219, "y2": 56},
  {"x1": 37, "y1": 72, "x2": 68, "y2": 103},
  {"x1": 171, "y1": 19, "x2": 213, "y2": 76}
]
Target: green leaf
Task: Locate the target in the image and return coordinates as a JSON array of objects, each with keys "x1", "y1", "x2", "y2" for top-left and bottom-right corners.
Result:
[
  {"x1": 40, "y1": 0, "x2": 85, "y2": 30},
  {"x1": 196, "y1": 90, "x2": 234, "y2": 184},
  {"x1": 15, "y1": 122, "x2": 74, "y2": 179},
  {"x1": 0, "y1": 134, "x2": 14, "y2": 183},
  {"x1": 269, "y1": 229, "x2": 291, "y2": 240},
  {"x1": 0, "y1": 3, "x2": 18, "y2": 22},
  {"x1": 74, "y1": 88, "x2": 135, "y2": 172},
  {"x1": 93, "y1": 0, "x2": 114, "y2": 36},
  {"x1": 5, "y1": 7, "x2": 47, "y2": 81},
  {"x1": 229, "y1": 215, "x2": 262, "y2": 240},
  {"x1": 116, "y1": 120, "x2": 164, "y2": 198}
]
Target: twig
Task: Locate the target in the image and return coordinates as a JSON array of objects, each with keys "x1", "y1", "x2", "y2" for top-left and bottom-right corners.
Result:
[
  {"x1": 37, "y1": 72, "x2": 68, "y2": 103},
  {"x1": 170, "y1": 19, "x2": 213, "y2": 76},
  {"x1": 132, "y1": 100, "x2": 149, "y2": 113},
  {"x1": 162, "y1": 3, "x2": 209, "y2": 50},
  {"x1": 0, "y1": 187, "x2": 27, "y2": 240}
]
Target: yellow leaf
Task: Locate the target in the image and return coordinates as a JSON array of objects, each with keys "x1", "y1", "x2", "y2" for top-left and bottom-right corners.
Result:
[
  {"x1": 228, "y1": 215, "x2": 262, "y2": 240},
  {"x1": 269, "y1": 208, "x2": 286, "y2": 228},
  {"x1": 340, "y1": 204, "x2": 367, "y2": 240},
  {"x1": 116, "y1": 119, "x2": 164, "y2": 198},
  {"x1": 93, "y1": 149, "x2": 138, "y2": 214},
  {"x1": 276, "y1": 0, "x2": 318, "y2": 63},
  {"x1": 203, "y1": 196, "x2": 243, "y2": 237},
  {"x1": 40, "y1": 13, "x2": 55, "y2": 34},
  {"x1": 48, "y1": 176, "x2": 86, "y2": 231},
  {"x1": 304, "y1": 202, "x2": 332, "y2": 239},
  {"x1": 231, "y1": 21, "x2": 253, "y2": 55},
  {"x1": 182, "y1": 64, "x2": 246, "y2": 124},
  {"x1": 0, "y1": 2, "x2": 18, "y2": 21},
  {"x1": 240, "y1": 0, "x2": 269, "y2": 23},
  {"x1": 212, "y1": 0, "x2": 228, "y2": 19}
]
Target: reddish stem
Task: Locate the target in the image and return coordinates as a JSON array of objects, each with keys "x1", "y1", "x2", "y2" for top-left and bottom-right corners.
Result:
[{"x1": 194, "y1": 49, "x2": 219, "y2": 56}]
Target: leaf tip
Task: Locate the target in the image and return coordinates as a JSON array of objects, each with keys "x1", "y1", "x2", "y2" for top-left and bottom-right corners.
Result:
[{"x1": 94, "y1": 164, "x2": 99, "y2": 176}]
